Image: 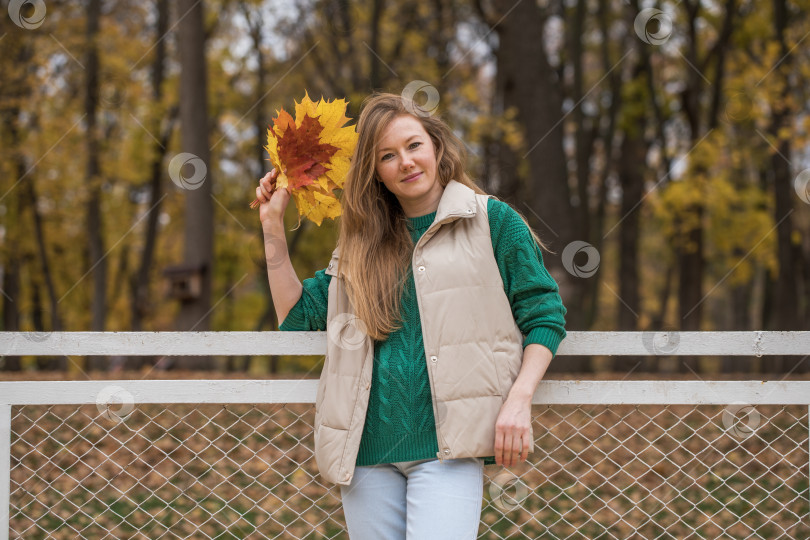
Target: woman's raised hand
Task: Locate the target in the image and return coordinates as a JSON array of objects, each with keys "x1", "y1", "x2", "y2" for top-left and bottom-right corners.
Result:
[{"x1": 255, "y1": 168, "x2": 291, "y2": 226}]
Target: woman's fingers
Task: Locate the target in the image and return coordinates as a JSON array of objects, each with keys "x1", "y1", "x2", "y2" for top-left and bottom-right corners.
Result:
[
  {"x1": 521, "y1": 429, "x2": 532, "y2": 461},
  {"x1": 519, "y1": 435, "x2": 527, "y2": 462},
  {"x1": 503, "y1": 433, "x2": 515, "y2": 466},
  {"x1": 498, "y1": 428, "x2": 529, "y2": 466},
  {"x1": 496, "y1": 428, "x2": 519, "y2": 466},
  {"x1": 494, "y1": 430, "x2": 504, "y2": 466},
  {"x1": 258, "y1": 173, "x2": 274, "y2": 199},
  {"x1": 261, "y1": 170, "x2": 277, "y2": 186},
  {"x1": 258, "y1": 169, "x2": 279, "y2": 193}
]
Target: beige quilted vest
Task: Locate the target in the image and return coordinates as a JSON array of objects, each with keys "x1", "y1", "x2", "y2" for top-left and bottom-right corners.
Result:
[{"x1": 316, "y1": 179, "x2": 526, "y2": 485}]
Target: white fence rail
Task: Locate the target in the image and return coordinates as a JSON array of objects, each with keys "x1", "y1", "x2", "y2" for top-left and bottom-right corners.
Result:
[
  {"x1": 1, "y1": 331, "x2": 809, "y2": 539},
  {"x1": 2, "y1": 330, "x2": 810, "y2": 356}
]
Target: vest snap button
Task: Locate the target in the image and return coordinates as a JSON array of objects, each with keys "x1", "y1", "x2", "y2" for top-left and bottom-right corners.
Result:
[
  {"x1": 444, "y1": 449, "x2": 450, "y2": 455},
  {"x1": 430, "y1": 355, "x2": 437, "y2": 363},
  {"x1": 466, "y1": 208, "x2": 472, "y2": 213},
  {"x1": 417, "y1": 265, "x2": 425, "y2": 273}
]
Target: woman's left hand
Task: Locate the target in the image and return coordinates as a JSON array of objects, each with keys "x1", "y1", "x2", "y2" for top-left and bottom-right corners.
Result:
[{"x1": 494, "y1": 395, "x2": 533, "y2": 467}]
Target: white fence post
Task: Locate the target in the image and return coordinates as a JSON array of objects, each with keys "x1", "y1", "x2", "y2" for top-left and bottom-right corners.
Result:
[{"x1": 0, "y1": 404, "x2": 10, "y2": 540}]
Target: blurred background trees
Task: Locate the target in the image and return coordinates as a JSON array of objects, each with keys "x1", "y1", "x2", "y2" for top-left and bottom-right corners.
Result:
[{"x1": 1, "y1": 0, "x2": 808, "y2": 375}]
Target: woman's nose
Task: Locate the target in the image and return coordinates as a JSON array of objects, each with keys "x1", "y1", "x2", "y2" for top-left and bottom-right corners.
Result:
[{"x1": 401, "y1": 155, "x2": 415, "y2": 169}]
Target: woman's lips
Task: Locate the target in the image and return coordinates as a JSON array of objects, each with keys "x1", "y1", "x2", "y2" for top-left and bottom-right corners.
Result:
[{"x1": 402, "y1": 172, "x2": 422, "y2": 182}]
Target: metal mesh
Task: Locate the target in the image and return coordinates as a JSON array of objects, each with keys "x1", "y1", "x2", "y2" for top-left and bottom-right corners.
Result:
[{"x1": 8, "y1": 403, "x2": 809, "y2": 539}]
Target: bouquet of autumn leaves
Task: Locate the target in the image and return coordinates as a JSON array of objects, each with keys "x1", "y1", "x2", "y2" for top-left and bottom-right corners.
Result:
[{"x1": 250, "y1": 92, "x2": 358, "y2": 226}]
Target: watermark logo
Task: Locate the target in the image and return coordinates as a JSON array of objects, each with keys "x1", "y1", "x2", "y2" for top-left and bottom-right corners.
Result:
[
  {"x1": 401, "y1": 81, "x2": 440, "y2": 117},
  {"x1": 96, "y1": 385, "x2": 135, "y2": 423},
  {"x1": 722, "y1": 401, "x2": 761, "y2": 440},
  {"x1": 168, "y1": 153, "x2": 207, "y2": 190},
  {"x1": 641, "y1": 331, "x2": 681, "y2": 355},
  {"x1": 248, "y1": 232, "x2": 287, "y2": 270},
  {"x1": 23, "y1": 331, "x2": 53, "y2": 343},
  {"x1": 100, "y1": 74, "x2": 128, "y2": 110},
  {"x1": 724, "y1": 92, "x2": 753, "y2": 123},
  {"x1": 488, "y1": 471, "x2": 529, "y2": 512},
  {"x1": 561, "y1": 240, "x2": 600, "y2": 278},
  {"x1": 794, "y1": 169, "x2": 810, "y2": 204},
  {"x1": 634, "y1": 8, "x2": 673, "y2": 46},
  {"x1": 327, "y1": 312, "x2": 368, "y2": 351},
  {"x1": 8, "y1": 0, "x2": 46, "y2": 30}
]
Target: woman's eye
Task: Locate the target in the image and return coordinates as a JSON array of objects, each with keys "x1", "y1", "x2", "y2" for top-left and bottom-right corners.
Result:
[{"x1": 381, "y1": 142, "x2": 419, "y2": 161}]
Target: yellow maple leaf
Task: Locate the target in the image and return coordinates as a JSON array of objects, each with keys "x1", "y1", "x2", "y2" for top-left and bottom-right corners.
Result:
[{"x1": 251, "y1": 91, "x2": 357, "y2": 226}]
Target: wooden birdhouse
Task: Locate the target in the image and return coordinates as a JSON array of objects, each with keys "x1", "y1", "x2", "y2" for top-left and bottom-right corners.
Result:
[{"x1": 162, "y1": 263, "x2": 206, "y2": 300}]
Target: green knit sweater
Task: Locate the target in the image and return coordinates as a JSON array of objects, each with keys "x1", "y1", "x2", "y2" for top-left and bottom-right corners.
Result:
[{"x1": 279, "y1": 198, "x2": 567, "y2": 466}]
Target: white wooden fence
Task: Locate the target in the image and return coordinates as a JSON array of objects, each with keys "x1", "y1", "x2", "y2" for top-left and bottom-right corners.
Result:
[{"x1": 0, "y1": 331, "x2": 808, "y2": 539}]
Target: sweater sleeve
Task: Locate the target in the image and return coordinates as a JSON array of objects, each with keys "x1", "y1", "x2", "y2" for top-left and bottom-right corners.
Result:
[
  {"x1": 487, "y1": 198, "x2": 567, "y2": 357},
  {"x1": 278, "y1": 268, "x2": 332, "y2": 332}
]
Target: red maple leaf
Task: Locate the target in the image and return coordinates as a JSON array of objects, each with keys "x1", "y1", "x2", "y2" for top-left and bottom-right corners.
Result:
[{"x1": 272, "y1": 111, "x2": 339, "y2": 189}]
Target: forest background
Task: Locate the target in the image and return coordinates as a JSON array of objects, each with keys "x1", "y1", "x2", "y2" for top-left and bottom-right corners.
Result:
[{"x1": 1, "y1": 0, "x2": 809, "y2": 377}]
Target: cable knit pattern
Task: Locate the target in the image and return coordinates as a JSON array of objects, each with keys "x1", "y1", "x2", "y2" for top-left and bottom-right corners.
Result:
[
  {"x1": 488, "y1": 198, "x2": 568, "y2": 351},
  {"x1": 279, "y1": 198, "x2": 567, "y2": 466},
  {"x1": 355, "y1": 215, "x2": 438, "y2": 465}
]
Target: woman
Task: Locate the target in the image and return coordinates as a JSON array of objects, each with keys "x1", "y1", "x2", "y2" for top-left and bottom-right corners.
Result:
[{"x1": 255, "y1": 92, "x2": 566, "y2": 540}]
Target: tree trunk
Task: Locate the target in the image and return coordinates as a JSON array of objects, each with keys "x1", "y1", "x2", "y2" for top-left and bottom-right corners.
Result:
[
  {"x1": 587, "y1": 0, "x2": 621, "y2": 336},
  {"x1": 676, "y1": 207, "x2": 703, "y2": 374},
  {"x1": 130, "y1": 0, "x2": 173, "y2": 372},
  {"x1": 768, "y1": 0, "x2": 802, "y2": 373},
  {"x1": 724, "y1": 278, "x2": 753, "y2": 373},
  {"x1": 85, "y1": 0, "x2": 107, "y2": 371},
  {"x1": 1, "y1": 194, "x2": 21, "y2": 370},
  {"x1": 175, "y1": 0, "x2": 215, "y2": 370},
  {"x1": 760, "y1": 189, "x2": 777, "y2": 374},
  {"x1": 0, "y1": 30, "x2": 35, "y2": 370},
  {"x1": 723, "y1": 160, "x2": 754, "y2": 374},
  {"x1": 24, "y1": 146, "x2": 63, "y2": 336},
  {"x1": 613, "y1": 127, "x2": 645, "y2": 371},
  {"x1": 490, "y1": 0, "x2": 586, "y2": 372},
  {"x1": 676, "y1": 0, "x2": 735, "y2": 373}
]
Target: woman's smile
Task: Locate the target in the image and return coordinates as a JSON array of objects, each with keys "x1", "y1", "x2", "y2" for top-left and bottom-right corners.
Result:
[{"x1": 402, "y1": 172, "x2": 422, "y2": 183}]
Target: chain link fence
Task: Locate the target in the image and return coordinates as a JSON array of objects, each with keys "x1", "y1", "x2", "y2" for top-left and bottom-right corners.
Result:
[{"x1": 7, "y1": 401, "x2": 809, "y2": 539}]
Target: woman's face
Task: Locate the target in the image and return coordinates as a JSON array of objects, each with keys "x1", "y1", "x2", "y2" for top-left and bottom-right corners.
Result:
[{"x1": 375, "y1": 114, "x2": 443, "y2": 218}]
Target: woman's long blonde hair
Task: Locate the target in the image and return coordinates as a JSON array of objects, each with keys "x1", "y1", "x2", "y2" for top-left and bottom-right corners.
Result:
[{"x1": 337, "y1": 92, "x2": 547, "y2": 341}]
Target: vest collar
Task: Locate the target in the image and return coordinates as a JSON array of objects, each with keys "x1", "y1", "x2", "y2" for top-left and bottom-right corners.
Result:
[
  {"x1": 433, "y1": 179, "x2": 478, "y2": 225},
  {"x1": 326, "y1": 179, "x2": 479, "y2": 276}
]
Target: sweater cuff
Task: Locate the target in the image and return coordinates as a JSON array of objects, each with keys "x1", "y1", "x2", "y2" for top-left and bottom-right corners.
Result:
[
  {"x1": 279, "y1": 297, "x2": 308, "y2": 331},
  {"x1": 523, "y1": 326, "x2": 565, "y2": 357}
]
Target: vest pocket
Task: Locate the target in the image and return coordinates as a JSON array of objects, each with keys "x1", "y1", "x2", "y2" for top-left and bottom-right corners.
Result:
[
  {"x1": 434, "y1": 343, "x2": 501, "y2": 399},
  {"x1": 313, "y1": 423, "x2": 349, "y2": 481},
  {"x1": 492, "y1": 347, "x2": 522, "y2": 397}
]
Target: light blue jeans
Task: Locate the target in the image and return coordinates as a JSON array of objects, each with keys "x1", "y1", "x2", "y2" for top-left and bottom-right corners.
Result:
[{"x1": 339, "y1": 457, "x2": 484, "y2": 540}]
